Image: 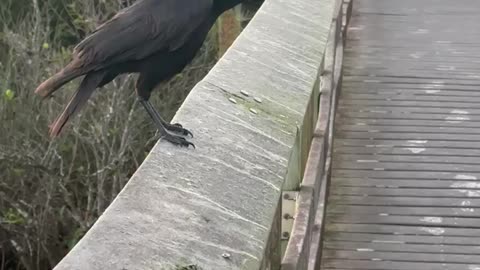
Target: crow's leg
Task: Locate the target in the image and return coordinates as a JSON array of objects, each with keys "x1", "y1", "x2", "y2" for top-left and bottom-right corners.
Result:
[
  {"x1": 134, "y1": 75, "x2": 192, "y2": 136},
  {"x1": 138, "y1": 98, "x2": 195, "y2": 148},
  {"x1": 150, "y1": 104, "x2": 193, "y2": 138}
]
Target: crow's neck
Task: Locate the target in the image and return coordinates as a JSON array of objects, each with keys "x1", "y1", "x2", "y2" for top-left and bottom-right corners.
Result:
[{"x1": 213, "y1": 0, "x2": 244, "y2": 17}]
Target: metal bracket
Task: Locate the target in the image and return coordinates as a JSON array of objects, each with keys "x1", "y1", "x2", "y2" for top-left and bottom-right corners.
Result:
[{"x1": 281, "y1": 191, "x2": 298, "y2": 241}]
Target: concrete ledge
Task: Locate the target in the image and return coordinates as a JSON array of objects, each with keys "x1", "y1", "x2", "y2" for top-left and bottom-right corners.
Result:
[{"x1": 54, "y1": 0, "x2": 335, "y2": 269}]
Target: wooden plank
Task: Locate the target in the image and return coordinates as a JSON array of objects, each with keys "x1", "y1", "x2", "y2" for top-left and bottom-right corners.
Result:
[
  {"x1": 337, "y1": 107, "x2": 480, "y2": 115},
  {"x1": 321, "y1": 0, "x2": 480, "y2": 268},
  {"x1": 324, "y1": 241, "x2": 480, "y2": 254},
  {"x1": 344, "y1": 43, "x2": 480, "y2": 48},
  {"x1": 323, "y1": 250, "x2": 480, "y2": 264},
  {"x1": 332, "y1": 178, "x2": 480, "y2": 189},
  {"x1": 327, "y1": 214, "x2": 480, "y2": 228},
  {"x1": 340, "y1": 88, "x2": 480, "y2": 97},
  {"x1": 344, "y1": 54, "x2": 480, "y2": 61},
  {"x1": 345, "y1": 64, "x2": 480, "y2": 70},
  {"x1": 335, "y1": 131, "x2": 480, "y2": 141},
  {"x1": 344, "y1": 63, "x2": 480, "y2": 70},
  {"x1": 301, "y1": 137, "x2": 326, "y2": 191},
  {"x1": 342, "y1": 80, "x2": 480, "y2": 89},
  {"x1": 334, "y1": 154, "x2": 480, "y2": 165},
  {"x1": 343, "y1": 55, "x2": 480, "y2": 61},
  {"x1": 324, "y1": 232, "x2": 480, "y2": 245},
  {"x1": 344, "y1": 48, "x2": 480, "y2": 53},
  {"x1": 338, "y1": 125, "x2": 480, "y2": 134},
  {"x1": 308, "y1": 2, "x2": 347, "y2": 266},
  {"x1": 344, "y1": 66, "x2": 480, "y2": 73},
  {"x1": 337, "y1": 118, "x2": 480, "y2": 128},
  {"x1": 328, "y1": 204, "x2": 480, "y2": 218},
  {"x1": 335, "y1": 139, "x2": 480, "y2": 150},
  {"x1": 325, "y1": 223, "x2": 480, "y2": 237},
  {"x1": 282, "y1": 188, "x2": 315, "y2": 269},
  {"x1": 342, "y1": 76, "x2": 480, "y2": 85},
  {"x1": 313, "y1": 15, "x2": 335, "y2": 138},
  {"x1": 322, "y1": 259, "x2": 478, "y2": 270},
  {"x1": 341, "y1": 82, "x2": 480, "y2": 91},
  {"x1": 335, "y1": 148, "x2": 480, "y2": 157},
  {"x1": 345, "y1": 58, "x2": 480, "y2": 65},
  {"x1": 337, "y1": 111, "x2": 480, "y2": 121},
  {"x1": 330, "y1": 187, "x2": 480, "y2": 198},
  {"x1": 282, "y1": 0, "x2": 347, "y2": 265},
  {"x1": 332, "y1": 161, "x2": 480, "y2": 172},
  {"x1": 346, "y1": 39, "x2": 480, "y2": 45},
  {"x1": 341, "y1": 93, "x2": 480, "y2": 103},
  {"x1": 328, "y1": 195, "x2": 480, "y2": 208},
  {"x1": 344, "y1": 0, "x2": 353, "y2": 28},
  {"x1": 340, "y1": 100, "x2": 480, "y2": 109},
  {"x1": 332, "y1": 170, "x2": 480, "y2": 180},
  {"x1": 344, "y1": 71, "x2": 480, "y2": 79},
  {"x1": 309, "y1": 175, "x2": 329, "y2": 270},
  {"x1": 342, "y1": 102, "x2": 480, "y2": 114},
  {"x1": 315, "y1": 73, "x2": 333, "y2": 137}
]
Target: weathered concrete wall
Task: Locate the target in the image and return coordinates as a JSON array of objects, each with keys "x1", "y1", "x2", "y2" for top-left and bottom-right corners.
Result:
[{"x1": 54, "y1": 0, "x2": 335, "y2": 269}]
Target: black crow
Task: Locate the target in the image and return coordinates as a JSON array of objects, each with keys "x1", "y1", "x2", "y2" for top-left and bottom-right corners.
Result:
[{"x1": 35, "y1": 0, "x2": 245, "y2": 148}]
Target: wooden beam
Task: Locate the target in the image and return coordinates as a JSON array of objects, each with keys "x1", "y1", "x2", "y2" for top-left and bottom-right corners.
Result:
[{"x1": 218, "y1": 9, "x2": 241, "y2": 58}]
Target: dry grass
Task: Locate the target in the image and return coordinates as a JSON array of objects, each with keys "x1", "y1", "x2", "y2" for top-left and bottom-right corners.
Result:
[{"x1": 0, "y1": 0, "x2": 218, "y2": 269}]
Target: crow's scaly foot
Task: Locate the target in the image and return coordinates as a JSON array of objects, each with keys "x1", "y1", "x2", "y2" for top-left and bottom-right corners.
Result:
[
  {"x1": 165, "y1": 122, "x2": 193, "y2": 138},
  {"x1": 162, "y1": 133, "x2": 195, "y2": 148}
]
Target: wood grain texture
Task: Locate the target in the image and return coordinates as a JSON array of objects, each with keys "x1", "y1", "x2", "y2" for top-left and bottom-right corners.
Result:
[{"x1": 322, "y1": 0, "x2": 480, "y2": 268}]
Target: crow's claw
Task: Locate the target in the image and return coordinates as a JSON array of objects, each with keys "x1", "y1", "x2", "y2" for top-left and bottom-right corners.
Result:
[
  {"x1": 184, "y1": 129, "x2": 194, "y2": 138},
  {"x1": 164, "y1": 134, "x2": 195, "y2": 149},
  {"x1": 166, "y1": 123, "x2": 193, "y2": 138}
]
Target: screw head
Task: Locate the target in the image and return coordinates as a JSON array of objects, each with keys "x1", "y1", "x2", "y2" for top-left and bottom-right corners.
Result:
[{"x1": 222, "y1": 253, "x2": 231, "y2": 259}]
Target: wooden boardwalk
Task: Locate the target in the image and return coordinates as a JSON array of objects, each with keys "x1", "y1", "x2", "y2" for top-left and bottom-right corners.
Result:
[{"x1": 322, "y1": 0, "x2": 480, "y2": 269}]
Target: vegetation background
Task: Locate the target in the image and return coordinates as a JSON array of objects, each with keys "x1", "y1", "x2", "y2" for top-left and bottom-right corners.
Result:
[{"x1": 0, "y1": 0, "x2": 259, "y2": 269}]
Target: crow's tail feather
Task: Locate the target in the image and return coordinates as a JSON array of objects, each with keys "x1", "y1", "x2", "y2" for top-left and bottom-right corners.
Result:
[
  {"x1": 35, "y1": 63, "x2": 86, "y2": 98},
  {"x1": 49, "y1": 71, "x2": 105, "y2": 137}
]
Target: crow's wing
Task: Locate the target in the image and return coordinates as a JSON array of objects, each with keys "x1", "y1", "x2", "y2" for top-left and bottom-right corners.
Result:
[{"x1": 73, "y1": 0, "x2": 213, "y2": 71}]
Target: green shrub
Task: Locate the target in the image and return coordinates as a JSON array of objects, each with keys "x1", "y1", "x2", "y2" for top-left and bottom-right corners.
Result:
[{"x1": 0, "y1": 1, "x2": 218, "y2": 269}]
